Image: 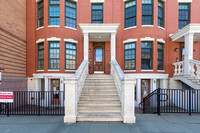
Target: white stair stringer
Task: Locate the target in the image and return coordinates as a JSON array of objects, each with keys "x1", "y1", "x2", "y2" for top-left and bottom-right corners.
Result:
[
  {"x1": 174, "y1": 75, "x2": 200, "y2": 89},
  {"x1": 77, "y1": 74, "x2": 123, "y2": 122}
]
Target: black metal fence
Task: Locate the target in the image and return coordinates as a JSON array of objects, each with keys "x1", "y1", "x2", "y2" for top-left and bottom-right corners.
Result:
[
  {"x1": 0, "y1": 91, "x2": 65, "y2": 116},
  {"x1": 140, "y1": 88, "x2": 200, "y2": 115}
]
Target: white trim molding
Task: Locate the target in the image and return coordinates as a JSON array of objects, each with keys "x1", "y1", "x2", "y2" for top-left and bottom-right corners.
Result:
[
  {"x1": 157, "y1": 38, "x2": 166, "y2": 44},
  {"x1": 65, "y1": 26, "x2": 77, "y2": 30},
  {"x1": 47, "y1": 25, "x2": 60, "y2": 28},
  {"x1": 140, "y1": 37, "x2": 155, "y2": 41},
  {"x1": 123, "y1": 38, "x2": 137, "y2": 44},
  {"x1": 36, "y1": 26, "x2": 44, "y2": 31},
  {"x1": 36, "y1": 0, "x2": 42, "y2": 2},
  {"x1": 125, "y1": 73, "x2": 169, "y2": 79},
  {"x1": 178, "y1": 0, "x2": 192, "y2": 2},
  {"x1": 142, "y1": 25, "x2": 154, "y2": 27},
  {"x1": 36, "y1": 38, "x2": 45, "y2": 44},
  {"x1": 90, "y1": 0, "x2": 104, "y2": 3},
  {"x1": 33, "y1": 73, "x2": 74, "y2": 79},
  {"x1": 64, "y1": 39, "x2": 78, "y2": 44},
  {"x1": 124, "y1": 26, "x2": 137, "y2": 30},
  {"x1": 47, "y1": 37, "x2": 61, "y2": 41}
]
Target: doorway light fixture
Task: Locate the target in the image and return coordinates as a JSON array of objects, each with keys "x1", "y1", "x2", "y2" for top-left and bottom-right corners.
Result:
[{"x1": 99, "y1": 36, "x2": 102, "y2": 39}]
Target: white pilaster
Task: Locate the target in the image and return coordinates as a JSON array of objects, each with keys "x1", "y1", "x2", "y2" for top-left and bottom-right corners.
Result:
[
  {"x1": 84, "y1": 33, "x2": 89, "y2": 60},
  {"x1": 45, "y1": 78, "x2": 49, "y2": 91},
  {"x1": 161, "y1": 79, "x2": 168, "y2": 89},
  {"x1": 184, "y1": 33, "x2": 194, "y2": 75},
  {"x1": 123, "y1": 79, "x2": 136, "y2": 123},
  {"x1": 152, "y1": 79, "x2": 157, "y2": 91},
  {"x1": 60, "y1": 78, "x2": 64, "y2": 106},
  {"x1": 111, "y1": 33, "x2": 116, "y2": 60},
  {"x1": 64, "y1": 78, "x2": 77, "y2": 123},
  {"x1": 36, "y1": 79, "x2": 39, "y2": 91},
  {"x1": 136, "y1": 79, "x2": 141, "y2": 107}
]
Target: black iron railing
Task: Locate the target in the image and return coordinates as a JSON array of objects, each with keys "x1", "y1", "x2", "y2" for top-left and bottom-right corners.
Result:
[
  {"x1": 0, "y1": 91, "x2": 65, "y2": 116},
  {"x1": 139, "y1": 88, "x2": 200, "y2": 115}
]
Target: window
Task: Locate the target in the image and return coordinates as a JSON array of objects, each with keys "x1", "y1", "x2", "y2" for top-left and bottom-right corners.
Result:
[
  {"x1": 125, "y1": 0, "x2": 136, "y2": 28},
  {"x1": 49, "y1": 0, "x2": 60, "y2": 25},
  {"x1": 142, "y1": 0, "x2": 153, "y2": 25},
  {"x1": 49, "y1": 42, "x2": 60, "y2": 69},
  {"x1": 141, "y1": 42, "x2": 153, "y2": 70},
  {"x1": 37, "y1": 0, "x2": 44, "y2": 28},
  {"x1": 179, "y1": 3, "x2": 190, "y2": 29},
  {"x1": 158, "y1": 0, "x2": 164, "y2": 27},
  {"x1": 65, "y1": 43, "x2": 77, "y2": 70},
  {"x1": 91, "y1": 4, "x2": 103, "y2": 24},
  {"x1": 124, "y1": 42, "x2": 136, "y2": 70},
  {"x1": 65, "y1": 0, "x2": 76, "y2": 28},
  {"x1": 38, "y1": 43, "x2": 44, "y2": 70},
  {"x1": 157, "y1": 43, "x2": 164, "y2": 70}
]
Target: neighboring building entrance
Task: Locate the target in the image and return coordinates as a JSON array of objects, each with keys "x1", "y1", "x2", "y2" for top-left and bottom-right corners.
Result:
[
  {"x1": 51, "y1": 79, "x2": 60, "y2": 105},
  {"x1": 93, "y1": 43, "x2": 105, "y2": 73},
  {"x1": 141, "y1": 79, "x2": 150, "y2": 105}
]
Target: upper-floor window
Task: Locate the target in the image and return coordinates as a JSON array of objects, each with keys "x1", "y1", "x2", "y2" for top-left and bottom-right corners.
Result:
[
  {"x1": 65, "y1": 0, "x2": 76, "y2": 28},
  {"x1": 125, "y1": 0, "x2": 136, "y2": 28},
  {"x1": 179, "y1": 3, "x2": 190, "y2": 29},
  {"x1": 38, "y1": 43, "x2": 44, "y2": 70},
  {"x1": 124, "y1": 42, "x2": 136, "y2": 70},
  {"x1": 157, "y1": 43, "x2": 164, "y2": 70},
  {"x1": 49, "y1": 0, "x2": 60, "y2": 25},
  {"x1": 158, "y1": 0, "x2": 164, "y2": 27},
  {"x1": 142, "y1": 0, "x2": 153, "y2": 25},
  {"x1": 141, "y1": 42, "x2": 153, "y2": 70},
  {"x1": 91, "y1": 4, "x2": 103, "y2": 24},
  {"x1": 49, "y1": 42, "x2": 60, "y2": 69},
  {"x1": 37, "y1": 0, "x2": 44, "y2": 28},
  {"x1": 65, "y1": 42, "x2": 77, "y2": 70}
]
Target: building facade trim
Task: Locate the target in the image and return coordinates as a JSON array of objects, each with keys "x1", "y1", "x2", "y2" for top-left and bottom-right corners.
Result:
[
  {"x1": 47, "y1": 37, "x2": 61, "y2": 41},
  {"x1": 140, "y1": 37, "x2": 155, "y2": 41},
  {"x1": 90, "y1": 0, "x2": 104, "y2": 3},
  {"x1": 36, "y1": 38, "x2": 45, "y2": 44},
  {"x1": 157, "y1": 38, "x2": 165, "y2": 43},
  {"x1": 125, "y1": 74, "x2": 169, "y2": 79},
  {"x1": 64, "y1": 39, "x2": 78, "y2": 44},
  {"x1": 177, "y1": 0, "x2": 192, "y2": 3},
  {"x1": 123, "y1": 38, "x2": 137, "y2": 44}
]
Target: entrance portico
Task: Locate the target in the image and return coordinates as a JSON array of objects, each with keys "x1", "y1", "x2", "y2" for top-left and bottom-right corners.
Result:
[{"x1": 79, "y1": 24, "x2": 120, "y2": 73}]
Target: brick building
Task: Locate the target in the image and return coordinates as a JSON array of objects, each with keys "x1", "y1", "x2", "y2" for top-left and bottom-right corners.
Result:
[{"x1": 0, "y1": 0, "x2": 27, "y2": 91}]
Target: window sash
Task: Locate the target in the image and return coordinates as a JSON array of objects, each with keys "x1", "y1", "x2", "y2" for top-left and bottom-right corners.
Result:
[
  {"x1": 48, "y1": 42, "x2": 60, "y2": 69},
  {"x1": 141, "y1": 42, "x2": 153, "y2": 70},
  {"x1": 65, "y1": 43, "x2": 77, "y2": 70},
  {"x1": 179, "y1": 3, "x2": 190, "y2": 29},
  {"x1": 142, "y1": 0, "x2": 153, "y2": 25},
  {"x1": 65, "y1": 0, "x2": 77, "y2": 28},
  {"x1": 157, "y1": 43, "x2": 164, "y2": 70},
  {"x1": 91, "y1": 4, "x2": 103, "y2": 23},
  {"x1": 124, "y1": 43, "x2": 136, "y2": 70},
  {"x1": 125, "y1": 0, "x2": 136, "y2": 28},
  {"x1": 49, "y1": 0, "x2": 60, "y2": 25},
  {"x1": 158, "y1": 0, "x2": 164, "y2": 27},
  {"x1": 38, "y1": 43, "x2": 44, "y2": 70},
  {"x1": 38, "y1": 1, "x2": 44, "y2": 27}
]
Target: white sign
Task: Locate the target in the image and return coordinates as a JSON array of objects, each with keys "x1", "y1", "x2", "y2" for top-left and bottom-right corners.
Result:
[{"x1": 0, "y1": 92, "x2": 14, "y2": 103}]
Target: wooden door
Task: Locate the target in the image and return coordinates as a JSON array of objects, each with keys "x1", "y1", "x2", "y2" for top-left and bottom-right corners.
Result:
[
  {"x1": 51, "y1": 79, "x2": 60, "y2": 105},
  {"x1": 141, "y1": 79, "x2": 151, "y2": 106},
  {"x1": 94, "y1": 46, "x2": 104, "y2": 72}
]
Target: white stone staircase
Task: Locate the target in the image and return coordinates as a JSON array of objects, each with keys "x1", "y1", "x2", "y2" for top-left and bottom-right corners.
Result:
[{"x1": 77, "y1": 74, "x2": 123, "y2": 121}]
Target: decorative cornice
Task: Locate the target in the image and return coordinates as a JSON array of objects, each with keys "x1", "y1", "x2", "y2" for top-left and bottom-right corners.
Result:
[
  {"x1": 123, "y1": 38, "x2": 137, "y2": 44},
  {"x1": 140, "y1": 37, "x2": 155, "y2": 41},
  {"x1": 64, "y1": 39, "x2": 78, "y2": 44},
  {"x1": 47, "y1": 37, "x2": 61, "y2": 41},
  {"x1": 157, "y1": 38, "x2": 166, "y2": 44},
  {"x1": 36, "y1": 38, "x2": 45, "y2": 44},
  {"x1": 177, "y1": 0, "x2": 192, "y2": 3},
  {"x1": 90, "y1": 0, "x2": 104, "y2": 3}
]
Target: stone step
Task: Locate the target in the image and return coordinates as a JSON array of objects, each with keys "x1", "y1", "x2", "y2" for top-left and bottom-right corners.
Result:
[
  {"x1": 84, "y1": 83, "x2": 115, "y2": 86},
  {"x1": 82, "y1": 89, "x2": 117, "y2": 92},
  {"x1": 78, "y1": 100, "x2": 121, "y2": 106},
  {"x1": 81, "y1": 91, "x2": 118, "y2": 96},
  {"x1": 78, "y1": 106, "x2": 121, "y2": 113},
  {"x1": 80, "y1": 96, "x2": 120, "y2": 101},
  {"x1": 86, "y1": 78, "x2": 114, "y2": 81},
  {"x1": 85, "y1": 80, "x2": 114, "y2": 83},
  {"x1": 77, "y1": 113, "x2": 122, "y2": 121},
  {"x1": 83, "y1": 86, "x2": 116, "y2": 89}
]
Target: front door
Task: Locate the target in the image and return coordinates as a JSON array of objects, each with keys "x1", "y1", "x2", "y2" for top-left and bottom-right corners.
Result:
[
  {"x1": 51, "y1": 79, "x2": 60, "y2": 105},
  {"x1": 141, "y1": 79, "x2": 151, "y2": 105},
  {"x1": 94, "y1": 46, "x2": 104, "y2": 72}
]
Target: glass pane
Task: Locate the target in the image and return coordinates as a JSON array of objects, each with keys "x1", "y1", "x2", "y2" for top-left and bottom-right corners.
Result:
[
  {"x1": 142, "y1": 80, "x2": 149, "y2": 98},
  {"x1": 96, "y1": 49, "x2": 102, "y2": 62}
]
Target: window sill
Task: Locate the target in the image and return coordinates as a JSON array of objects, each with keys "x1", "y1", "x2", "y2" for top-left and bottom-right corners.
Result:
[
  {"x1": 65, "y1": 70, "x2": 76, "y2": 72},
  {"x1": 158, "y1": 26, "x2": 165, "y2": 30},
  {"x1": 141, "y1": 70, "x2": 153, "y2": 72},
  {"x1": 37, "y1": 70, "x2": 44, "y2": 72},
  {"x1": 157, "y1": 70, "x2": 165, "y2": 72},
  {"x1": 36, "y1": 26, "x2": 44, "y2": 31},
  {"x1": 124, "y1": 26, "x2": 137, "y2": 30},
  {"x1": 124, "y1": 70, "x2": 136, "y2": 72},
  {"x1": 142, "y1": 25, "x2": 154, "y2": 27},
  {"x1": 65, "y1": 26, "x2": 77, "y2": 30},
  {"x1": 48, "y1": 69, "x2": 60, "y2": 72},
  {"x1": 48, "y1": 25, "x2": 60, "y2": 28}
]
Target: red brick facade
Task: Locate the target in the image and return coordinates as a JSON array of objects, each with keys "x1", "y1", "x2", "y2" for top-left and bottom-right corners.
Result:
[{"x1": 27, "y1": 0, "x2": 200, "y2": 78}]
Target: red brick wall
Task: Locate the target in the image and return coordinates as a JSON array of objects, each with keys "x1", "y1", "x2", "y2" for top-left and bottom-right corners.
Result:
[{"x1": 27, "y1": 0, "x2": 200, "y2": 78}]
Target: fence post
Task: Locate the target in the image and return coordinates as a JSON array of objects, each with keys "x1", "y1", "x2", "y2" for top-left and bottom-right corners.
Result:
[
  {"x1": 38, "y1": 92, "x2": 40, "y2": 116},
  {"x1": 157, "y1": 88, "x2": 161, "y2": 115},
  {"x1": 189, "y1": 89, "x2": 191, "y2": 115},
  {"x1": 143, "y1": 98, "x2": 145, "y2": 113},
  {"x1": 6, "y1": 103, "x2": 9, "y2": 117}
]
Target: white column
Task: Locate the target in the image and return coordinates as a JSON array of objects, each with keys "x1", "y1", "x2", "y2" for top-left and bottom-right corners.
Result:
[
  {"x1": 84, "y1": 32, "x2": 89, "y2": 60},
  {"x1": 151, "y1": 79, "x2": 157, "y2": 91},
  {"x1": 123, "y1": 79, "x2": 136, "y2": 123},
  {"x1": 111, "y1": 33, "x2": 116, "y2": 60},
  {"x1": 36, "y1": 79, "x2": 39, "y2": 91},
  {"x1": 45, "y1": 78, "x2": 49, "y2": 91},
  {"x1": 44, "y1": 78, "x2": 49, "y2": 107},
  {"x1": 60, "y1": 78, "x2": 64, "y2": 107},
  {"x1": 161, "y1": 79, "x2": 168, "y2": 89},
  {"x1": 64, "y1": 78, "x2": 77, "y2": 123},
  {"x1": 184, "y1": 33, "x2": 194, "y2": 75},
  {"x1": 136, "y1": 79, "x2": 141, "y2": 107}
]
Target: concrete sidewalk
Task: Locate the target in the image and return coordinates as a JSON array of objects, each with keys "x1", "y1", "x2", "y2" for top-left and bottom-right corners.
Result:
[{"x1": 0, "y1": 114, "x2": 200, "y2": 133}]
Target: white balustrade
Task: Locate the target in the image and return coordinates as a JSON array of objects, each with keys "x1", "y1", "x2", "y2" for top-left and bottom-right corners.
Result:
[
  {"x1": 111, "y1": 60, "x2": 136, "y2": 123},
  {"x1": 173, "y1": 61, "x2": 184, "y2": 76},
  {"x1": 189, "y1": 60, "x2": 200, "y2": 79},
  {"x1": 64, "y1": 60, "x2": 88, "y2": 123}
]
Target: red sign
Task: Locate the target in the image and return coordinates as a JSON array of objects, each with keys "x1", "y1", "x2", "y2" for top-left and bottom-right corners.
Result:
[{"x1": 0, "y1": 92, "x2": 13, "y2": 103}]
